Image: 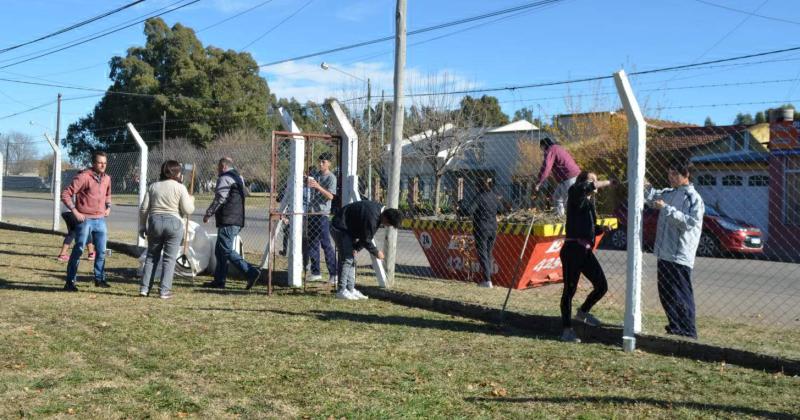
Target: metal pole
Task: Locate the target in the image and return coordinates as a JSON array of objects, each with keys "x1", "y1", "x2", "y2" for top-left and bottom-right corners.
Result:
[
  {"x1": 614, "y1": 70, "x2": 646, "y2": 353},
  {"x1": 385, "y1": 0, "x2": 407, "y2": 285},
  {"x1": 3, "y1": 142, "x2": 8, "y2": 177},
  {"x1": 367, "y1": 78, "x2": 372, "y2": 200},
  {"x1": 126, "y1": 123, "x2": 149, "y2": 248},
  {"x1": 161, "y1": 111, "x2": 166, "y2": 153},
  {"x1": 499, "y1": 215, "x2": 537, "y2": 319}
]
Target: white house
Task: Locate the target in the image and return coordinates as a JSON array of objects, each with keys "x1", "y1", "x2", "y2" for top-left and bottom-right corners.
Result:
[{"x1": 384, "y1": 120, "x2": 541, "y2": 206}]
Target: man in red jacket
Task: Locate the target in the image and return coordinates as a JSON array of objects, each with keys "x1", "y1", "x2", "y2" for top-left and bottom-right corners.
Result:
[
  {"x1": 61, "y1": 151, "x2": 112, "y2": 291},
  {"x1": 534, "y1": 137, "x2": 581, "y2": 216}
]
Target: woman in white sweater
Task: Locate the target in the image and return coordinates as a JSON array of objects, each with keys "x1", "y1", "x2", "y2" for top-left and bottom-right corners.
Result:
[{"x1": 139, "y1": 160, "x2": 195, "y2": 298}]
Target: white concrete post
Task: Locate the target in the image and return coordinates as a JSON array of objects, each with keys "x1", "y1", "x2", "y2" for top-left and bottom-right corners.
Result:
[
  {"x1": 327, "y1": 99, "x2": 388, "y2": 288},
  {"x1": 279, "y1": 107, "x2": 305, "y2": 288},
  {"x1": 615, "y1": 70, "x2": 646, "y2": 352},
  {"x1": 44, "y1": 134, "x2": 61, "y2": 231},
  {"x1": 126, "y1": 123, "x2": 148, "y2": 247}
]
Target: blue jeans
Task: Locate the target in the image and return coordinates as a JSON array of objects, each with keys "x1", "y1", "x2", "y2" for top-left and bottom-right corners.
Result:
[
  {"x1": 140, "y1": 214, "x2": 184, "y2": 296},
  {"x1": 307, "y1": 215, "x2": 336, "y2": 276},
  {"x1": 332, "y1": 227, "x2": 355, "y2": 293},
  {"x1": 66, "y1": 217, "x2": 108, "y2": 283},
  {"x1": 214, "y1": 225, "x2": 256, "y2": 285}
]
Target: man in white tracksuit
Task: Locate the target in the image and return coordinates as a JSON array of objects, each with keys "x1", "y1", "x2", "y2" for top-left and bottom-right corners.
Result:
[{"x1": 647, "y1": 160, "x2": 705, "y2": 339}]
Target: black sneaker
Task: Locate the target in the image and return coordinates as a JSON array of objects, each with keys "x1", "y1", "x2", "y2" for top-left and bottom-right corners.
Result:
[
  {"x1": 94, "y1": 280, "x2": 111, "y2": 288},
  {"x1": 64, "y1": 282, "x2": 79, "y2": 292},
  {"x1": 202, "y1": 281, "x2": 225, "y2": 289},
  {"x1": 245, "y1": 267, "x2": 261, "y2": 290}
]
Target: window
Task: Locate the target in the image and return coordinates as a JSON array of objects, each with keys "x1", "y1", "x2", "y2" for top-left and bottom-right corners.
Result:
[
  {"x1": 785, "y1": 156, "x2": 800, "y2": 225},
  {"x1": 748, "y1": 175, "x2": 769, "y2": 187},
  {"x1": 696, "y1": 174, "x2": 717, "y2": 186},
  {"x1": 722, "y1": 175, "x2": 743, "y2": 186}
]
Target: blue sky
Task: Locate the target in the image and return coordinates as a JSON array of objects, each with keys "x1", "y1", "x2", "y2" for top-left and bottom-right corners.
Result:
[{"x1": 2, "y1": 0, "x2": 800, "y2": 154}]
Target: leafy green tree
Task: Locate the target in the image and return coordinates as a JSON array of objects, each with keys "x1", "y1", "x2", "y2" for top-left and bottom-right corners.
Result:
[
  {"x1": 64, "y1": 18, "x2": 276, "y2": 163},
  {"x1": 513, "y1": 107, "x2": 534, "y2": 123},
  {"x1": 459, "y1": 95, "x2": 509, "y2": 127},
  {"x1": 754, "y1": 111, "x2": 766, "y2": 124},
  {"x1": 733, "y1": 113, "x2": 754, "y2": 125},
  {"x1": 703, "y1": 116, "x2": 715, "y2": 127}
]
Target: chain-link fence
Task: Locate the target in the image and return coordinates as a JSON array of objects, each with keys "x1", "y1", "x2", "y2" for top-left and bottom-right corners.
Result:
[
  {"x1": 264, "y1": 131, "x2": 341, "y2": 290},
  {"x1": 348, "y1": 105, "x2": 800, "y2": 361}
]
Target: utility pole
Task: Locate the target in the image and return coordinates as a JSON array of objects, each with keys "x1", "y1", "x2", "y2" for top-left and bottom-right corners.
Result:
[
  {"x1": 55, "y1": 93, "x2": 61, "y2": 195},
  {"x1": 161, "y1": 111, "x2": 166, "y2": 152},
  {"x1": 385, "y1": 0, "x2": 406, "y2": 285},
  {"x1": 366, "y1": 78, "x2": 372, "y2": 200}
]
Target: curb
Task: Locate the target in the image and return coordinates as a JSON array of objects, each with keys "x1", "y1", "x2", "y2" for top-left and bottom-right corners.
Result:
[{"x1": 359, "y1": 285, "x2": 800, "y2": 376}]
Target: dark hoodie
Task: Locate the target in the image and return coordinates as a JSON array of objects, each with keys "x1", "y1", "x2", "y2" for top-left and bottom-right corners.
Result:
[
  {"x1": 205, "y1": 169, "x2": 246, "y2": 227},
  {"x1": 332, "y1": 200, "x2": 383, "y2": 256}
]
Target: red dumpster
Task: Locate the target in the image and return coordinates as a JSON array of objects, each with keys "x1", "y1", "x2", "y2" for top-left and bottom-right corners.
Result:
[{"x1": 401, "y1": 218, "x2": 618, "y2": 289}]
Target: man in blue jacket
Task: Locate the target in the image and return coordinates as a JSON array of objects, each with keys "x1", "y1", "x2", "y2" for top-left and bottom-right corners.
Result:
[{"x1": 648, "y1": 160, "x2": 705, "y2": 339}]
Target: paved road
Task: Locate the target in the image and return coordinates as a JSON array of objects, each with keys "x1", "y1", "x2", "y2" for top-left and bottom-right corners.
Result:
[{"x1": 4, "y1": 196, "x2": 799, "y2": 325}]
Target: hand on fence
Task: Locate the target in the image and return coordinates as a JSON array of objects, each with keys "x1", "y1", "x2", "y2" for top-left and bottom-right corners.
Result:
[
  {"x1": 377, "y1": 250, "x2": 385, "y2": 260},
  {"x1": 652, "y1": 199, "x2": 666, "y2": 210}
]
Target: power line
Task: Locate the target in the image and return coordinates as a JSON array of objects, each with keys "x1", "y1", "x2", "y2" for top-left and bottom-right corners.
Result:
[
  {"x1": 0, "y1": 0, "x2": 146, "y2": 54},
  {"x1": 0, "y1": 0, "x2": 185, "y2": 65},
  {"x1": 0, "y1": 0, "x2": 198, "y2": 70},
  {"x1": 660, "y1": 98, "x2": 800, "y2": 110},
  {"x1": 692, "y1": 0, "x2": 800, "y2": 26},
  {"x1": 0, "y1": 100, "x2": 56, "y2": 121},
  {"x1": 257, "y1": 0, "x2": 566, "y2": 67},
  {"x1": 197, "y1": 0, "x2": 275, "y2": 33},
  {"x1": 239, "y1": 0, "x2": 315, "y2": 51}
]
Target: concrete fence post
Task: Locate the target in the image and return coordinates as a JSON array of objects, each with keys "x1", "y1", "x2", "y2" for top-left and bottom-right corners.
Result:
[
  {"x1": 614, "y1": 69, "x2": 646, "y2": 352},
  {"x1": 44, "y1": 134, "x2": 61, "y2": 231},
  {"x1": 126, "y1": 123, "x2": 148, "y2": 248}
]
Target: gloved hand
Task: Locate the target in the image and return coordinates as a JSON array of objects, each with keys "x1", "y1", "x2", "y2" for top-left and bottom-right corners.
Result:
[{"x1": 139, "y1": 229, "x2": 147, "y2": 240}]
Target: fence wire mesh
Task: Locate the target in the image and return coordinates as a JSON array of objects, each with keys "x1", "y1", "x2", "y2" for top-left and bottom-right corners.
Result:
[
  {"x1": 2, "y1": 100, "x2": 799, "y2": 361},
  {"x1": 265, "y1": 131, "x2": 341, "y2": 290}
]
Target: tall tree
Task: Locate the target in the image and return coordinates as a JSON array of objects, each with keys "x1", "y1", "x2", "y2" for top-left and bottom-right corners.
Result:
[
  {"x1": 513, "y1": 107, "x2": 534, "y2": 123},
  {"x1": 754, "y1": 111, "x2": 766, "y2": 124},
  {"x1": 703, "y1": 116, "x2": 715, "y2": 127},
  {"x1": 64, "y1": 18, "x2": 276, "y2": 163},
  {"x1": 459, "y1": 95, "x2": 509, "y2": 127},
  {"x1": 733, "y1": 113, "x2": 754, "y2": 125},
  {"x1": 0, "y1": 131, "x2": 39, "y2": 174}
]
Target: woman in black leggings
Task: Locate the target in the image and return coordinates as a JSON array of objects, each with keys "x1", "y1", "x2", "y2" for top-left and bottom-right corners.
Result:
[{"x1": 559, "y1": 171, "x2": 616, "y2": 343}]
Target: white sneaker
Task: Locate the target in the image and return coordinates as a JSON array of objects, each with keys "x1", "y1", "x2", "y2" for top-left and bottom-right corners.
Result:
[
  {"x1": 350, "y1": 289, "x2": 369, "y2": 300},
  {"x1": 328, "y1": 275, "x2": 338, "y2": 285},
  {"x1": 335, "y1": 290, "x2": 358, "y2": 300},
  {"x1": 309, "y1": 274, "x2": 323, "y2": 282},
  {"x1": 477, "y1": 280, "x2": 493, "y2": 288}
]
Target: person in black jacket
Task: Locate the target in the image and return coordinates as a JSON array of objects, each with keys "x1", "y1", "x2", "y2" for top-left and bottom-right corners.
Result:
[
  {"x1": 559, "y1": 171, "x2": 616, "y2": 343},
  {"x1": 330, "y1": 201, "x2": 401, "y2": 300},
  {"x1": 468, "y1": 178, "x2": 503, "y2": 288},
  {"x1": 202, "y1": 157, "x2": 261, "y2": 289}
]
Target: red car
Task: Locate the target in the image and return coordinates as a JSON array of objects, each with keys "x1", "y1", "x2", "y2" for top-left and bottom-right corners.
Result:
[{"x1": 608, "y1": 203, "x2": 763, "y2": 257}]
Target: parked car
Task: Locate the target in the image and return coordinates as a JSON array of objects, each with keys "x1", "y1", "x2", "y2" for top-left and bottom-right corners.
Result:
[{"x1": 608, "y1": 203, "x2": 763, "y2": 257}]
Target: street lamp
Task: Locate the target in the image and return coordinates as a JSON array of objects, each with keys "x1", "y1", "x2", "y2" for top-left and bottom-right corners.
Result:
[{"x1": 321, "y1": 62, "x2": 374, "y2": 199}]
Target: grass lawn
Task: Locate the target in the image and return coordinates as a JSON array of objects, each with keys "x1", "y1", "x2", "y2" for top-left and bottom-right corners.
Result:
[
  {"x1": 1, "y1": 228, "x2": 798, "y2": 419},
  {"x1": 360, "y1": 270, "x2": 800, "y2": 362}
]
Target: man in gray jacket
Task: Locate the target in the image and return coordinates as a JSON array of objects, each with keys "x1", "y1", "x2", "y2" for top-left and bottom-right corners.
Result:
[{"x1": 647, "y1": 160, "x2": 705, "y2": 339}]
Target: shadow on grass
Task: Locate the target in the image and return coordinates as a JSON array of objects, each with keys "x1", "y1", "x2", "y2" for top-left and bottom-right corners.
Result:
[
  {"x1": 0, "y1": 248, "x2": 55, "y2": 258},
  {"x1": 464, "y1": 395, "x2": 796, "y2": 419},
  {"x1": 0, "y1": 278, "x2": 134, "y2": 297}
]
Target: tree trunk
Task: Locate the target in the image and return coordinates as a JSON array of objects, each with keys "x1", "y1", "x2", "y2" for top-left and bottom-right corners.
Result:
[{"x1": 434, "y1": 174, "x2": 443, "y2": 215}]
